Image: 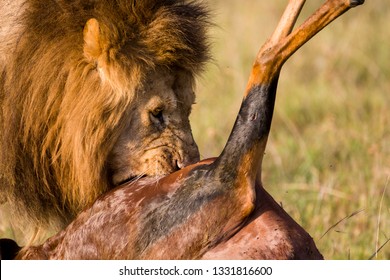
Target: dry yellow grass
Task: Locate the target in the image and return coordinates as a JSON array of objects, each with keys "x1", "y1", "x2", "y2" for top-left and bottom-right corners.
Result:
[{"x1": 191, "y1": 0, "x2": 390, "y2": 259}]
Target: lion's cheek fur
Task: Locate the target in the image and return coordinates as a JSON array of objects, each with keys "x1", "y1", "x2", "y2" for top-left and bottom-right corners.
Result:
[{"x1": 108, "y1": 126, "x2": 200, "y2": 186}]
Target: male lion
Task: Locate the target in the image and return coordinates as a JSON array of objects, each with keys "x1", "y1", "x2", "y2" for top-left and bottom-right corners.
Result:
[{"x1": 0, "y1": 0, "x2": 210, "y2": 244}]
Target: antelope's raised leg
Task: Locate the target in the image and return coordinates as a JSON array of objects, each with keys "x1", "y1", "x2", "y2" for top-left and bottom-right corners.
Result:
[{"x1": 248, "y1": 0, "x2": 365, "y2": 88}]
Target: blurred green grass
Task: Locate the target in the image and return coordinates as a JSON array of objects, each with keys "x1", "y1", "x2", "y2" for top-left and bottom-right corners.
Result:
[{"x1": 191, "y1": 0, "x2": 389, "y2": 259}]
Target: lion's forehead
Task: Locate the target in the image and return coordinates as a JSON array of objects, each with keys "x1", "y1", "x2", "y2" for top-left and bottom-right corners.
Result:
[{"x1": 136, "y1": 68, "x2": 194, "y2": 111}]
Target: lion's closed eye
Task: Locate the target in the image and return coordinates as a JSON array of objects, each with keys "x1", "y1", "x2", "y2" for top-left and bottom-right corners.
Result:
[{"x1": 150, "y1": 107, "x2": 164, "y2": 125}]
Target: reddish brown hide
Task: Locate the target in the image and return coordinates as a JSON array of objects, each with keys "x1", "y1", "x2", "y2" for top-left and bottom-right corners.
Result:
[{"x1": 11, "y1": 0, "x2": 364, "y2": 260}]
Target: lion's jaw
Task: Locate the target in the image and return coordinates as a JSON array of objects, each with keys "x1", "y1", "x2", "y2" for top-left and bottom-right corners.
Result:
[{"x1": 108, "y1": 69, "x2": 200, "y2": 186}]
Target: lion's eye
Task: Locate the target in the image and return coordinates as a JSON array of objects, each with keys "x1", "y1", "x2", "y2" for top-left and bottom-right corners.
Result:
[{"x1": 150, "y1": 108, "x2": 164, "y2": 125}]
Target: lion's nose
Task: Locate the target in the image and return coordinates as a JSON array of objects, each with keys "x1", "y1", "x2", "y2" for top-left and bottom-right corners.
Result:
[{"x1": 176, "y1": 147, "x2": 200, "y2": 170}]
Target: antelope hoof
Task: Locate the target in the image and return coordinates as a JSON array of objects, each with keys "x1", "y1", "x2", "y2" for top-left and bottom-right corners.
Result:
[{"x1": 350, "y1": 0, "x2": 364, "y2": 7}]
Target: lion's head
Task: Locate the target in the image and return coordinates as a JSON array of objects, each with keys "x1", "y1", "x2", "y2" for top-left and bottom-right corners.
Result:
[
  {"x1": 0, "y1": 0, "x2": 210, "y2": 243},
  {"x1": 107, "y1": 67, "x2": 200, "y2": 185}
]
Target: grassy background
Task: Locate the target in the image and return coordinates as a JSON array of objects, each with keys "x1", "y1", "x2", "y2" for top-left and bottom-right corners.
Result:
[
  {"x1": 191, "y1": 0, "x2": 389, "y2": 259},
  {"x1": 1, "y1": 1, "x2": 388, "y2": 260}
]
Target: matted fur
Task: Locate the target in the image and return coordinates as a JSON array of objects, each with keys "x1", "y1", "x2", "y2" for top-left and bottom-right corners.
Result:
[{"x1": 0, "y1": 0, "x2": 210, "y2": 244}]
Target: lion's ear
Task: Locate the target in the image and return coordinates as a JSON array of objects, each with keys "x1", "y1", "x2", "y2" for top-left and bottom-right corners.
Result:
[{"x1": 83, "y1": 18, "x2": 102, "y2": 62}]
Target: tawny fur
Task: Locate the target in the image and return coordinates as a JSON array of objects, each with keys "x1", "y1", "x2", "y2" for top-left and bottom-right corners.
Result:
[{"x1": 0, "y1": 0, "x2": 210, "y2": 244}]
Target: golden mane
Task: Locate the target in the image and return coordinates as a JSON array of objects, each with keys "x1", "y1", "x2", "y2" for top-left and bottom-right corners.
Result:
[{"x1": 0, "y1": 0, "x2": 210, "y2": 241}]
